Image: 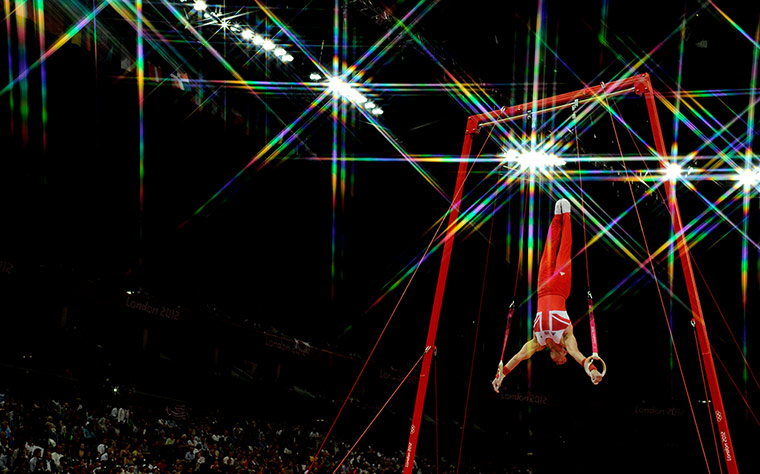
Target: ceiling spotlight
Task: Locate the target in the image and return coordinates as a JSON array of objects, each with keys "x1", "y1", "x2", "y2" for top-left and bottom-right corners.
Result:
[
  {"x1": 371, "y1": 107, "x2": 384, "y2": 115},
  {"x1": 182, "y1": 1, "x2": 297, "y2": 66},
  {"x1": 502, "y1": 149, "x2": 566, "y2": 173},
  {"x1": 325, "y1": 76, "x2": 381, "y2": 111},
  {"x1": 365, "y1": 101, "x2": 376, "y2": 109},
  {"x1": 736, "y1": 168, "x2": 760, "y2": 187},
  {"x1": 309, "y1": 73, "x2": 322, "y2": 81},
  {"x1": 329, "y1": 78, "x2": 363, "y2": 103},
  {"x1": 663, "y1": 163, "x2": 683, "y2": 181},
  {"x1": 327, "y1": 76, "x2": 350, "y2": 96}
]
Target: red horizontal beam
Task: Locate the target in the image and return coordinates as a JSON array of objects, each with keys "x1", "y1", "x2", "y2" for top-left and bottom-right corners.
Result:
[{"x1": 466, "y1": 73, "x2": 652, "y2": 134}]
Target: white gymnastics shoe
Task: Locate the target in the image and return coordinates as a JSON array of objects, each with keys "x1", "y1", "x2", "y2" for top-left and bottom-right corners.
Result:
[{"x1": 555, "y1": 198, "x2": 571, "y2": 215}]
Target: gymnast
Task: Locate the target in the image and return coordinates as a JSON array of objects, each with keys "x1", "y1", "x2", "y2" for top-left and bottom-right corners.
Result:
[{"x1": 492, "y1": 198, "x2": 604, "y2": 392}]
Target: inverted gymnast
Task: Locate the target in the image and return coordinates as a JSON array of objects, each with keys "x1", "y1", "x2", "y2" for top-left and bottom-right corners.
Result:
[{"x1": 492, "y1": 198, "x2": 604, "y2": 393}]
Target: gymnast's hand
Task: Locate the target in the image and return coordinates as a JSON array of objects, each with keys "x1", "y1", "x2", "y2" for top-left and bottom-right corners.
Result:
[
  {"x1": 492, "y1": 361, "x2": 506, "y2": 393},
  {"x1": 589, "y1": 367, "x2": 603, "y2": 385},
  {"x1": 583, "y1": 357, "x2": 605, "y2": 385}
]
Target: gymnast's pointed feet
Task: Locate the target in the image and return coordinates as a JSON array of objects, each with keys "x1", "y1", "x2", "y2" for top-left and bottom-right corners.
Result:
[
  {"x1": 555, "y1": 198, "x2": 571, "y2": 215},
  {"x1": 492, "y1": 361, "x2": 506, "y2": 393}
]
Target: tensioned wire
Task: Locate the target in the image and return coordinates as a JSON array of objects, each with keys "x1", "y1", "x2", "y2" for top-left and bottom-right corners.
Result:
[
  {"x1": 308, "y1": 111, "x2": 502, "y2": 471},
  {"x1": 605, "y1": 95, "x2": 713, "y2": 470},
  {"x1": 329, "y1": 347, "x2": 431, "y2": 474},
  {"x1": 692, "y1": 256, "x2": 760, "y2": 395},
  {"x1": 614, "y1": 90, "x2": 760, "y2": 448}
]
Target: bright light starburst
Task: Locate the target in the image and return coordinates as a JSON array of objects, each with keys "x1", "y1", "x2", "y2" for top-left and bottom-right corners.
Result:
[
  {"x1": 735, "y1": 167, "x2": 760, "y2": 188},
  {"x1": 663, "y1": 163, "x2": 683, "y2": 181},
  {"x1": 501, "y1": 149, "x2": 567, "y2": 174}
]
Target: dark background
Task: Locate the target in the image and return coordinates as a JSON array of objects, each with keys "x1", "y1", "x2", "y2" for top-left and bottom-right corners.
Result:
[{"x1": 2, "y1": 1, "x2": 759, "y2": 472}]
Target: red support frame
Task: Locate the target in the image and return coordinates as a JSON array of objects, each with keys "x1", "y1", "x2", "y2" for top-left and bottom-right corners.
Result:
[{"x1": 403, "y1": 73, "x2": 738, "y2": 474}]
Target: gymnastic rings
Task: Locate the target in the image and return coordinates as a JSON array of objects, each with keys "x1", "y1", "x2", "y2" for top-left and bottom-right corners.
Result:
[{"x1": 584, "y1": 352, "x2": 607, "y2": 383}]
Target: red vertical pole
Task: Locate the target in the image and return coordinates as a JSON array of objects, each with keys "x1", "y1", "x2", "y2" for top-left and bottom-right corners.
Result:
[
  {"x1": 640, "y1": 73, "x2": 739, "y2": 473},
  {"x1": 403, "y1": 117, "x2": 478, "y2": 474}
]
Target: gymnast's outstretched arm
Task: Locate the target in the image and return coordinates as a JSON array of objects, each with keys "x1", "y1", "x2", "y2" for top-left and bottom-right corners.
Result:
[
  {"x1": 563, "y1": 325, "x2": 603, "y2": 384},
  {"x1": 492, "y1": 336, "x2": 542, "y2": 392}
]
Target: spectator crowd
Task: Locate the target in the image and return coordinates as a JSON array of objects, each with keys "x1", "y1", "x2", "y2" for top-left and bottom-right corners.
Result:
[{"x1": 0, "y1": 389, "x2": 526, "y2": 474}]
